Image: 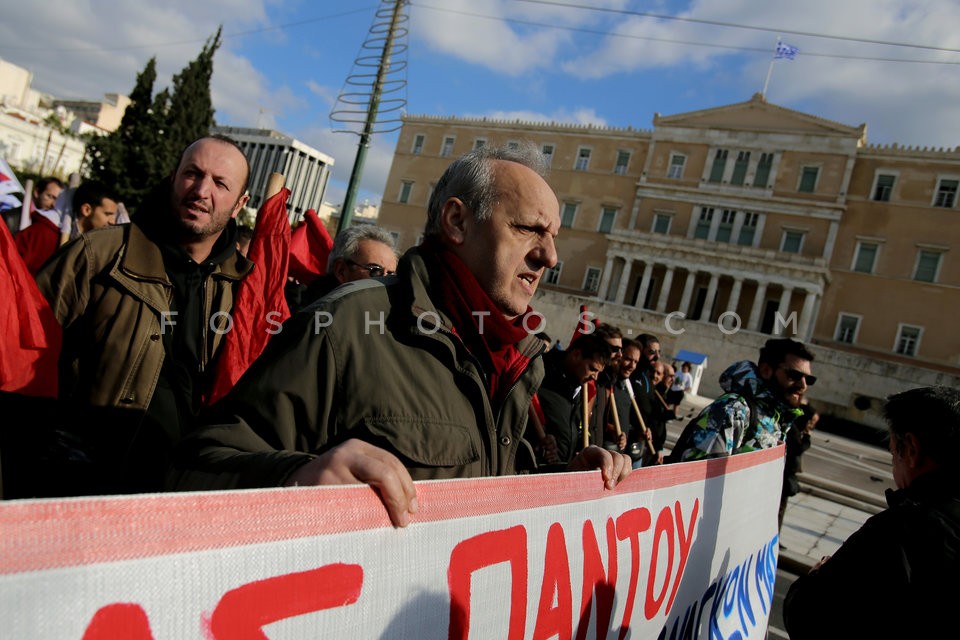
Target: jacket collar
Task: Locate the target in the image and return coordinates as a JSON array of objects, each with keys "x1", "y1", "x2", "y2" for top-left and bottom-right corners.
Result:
[
  {"x1": 400, "y1": 246, "x2": 542, "y2": 359},
  {"x1": 118, "y1": 220, "x2": 253, "y2": 284}
]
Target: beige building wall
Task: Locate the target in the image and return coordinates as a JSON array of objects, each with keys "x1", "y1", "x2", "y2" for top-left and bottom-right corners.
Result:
[{"x1": 377, "y1": 95, "x2": 959, "y2": 420}]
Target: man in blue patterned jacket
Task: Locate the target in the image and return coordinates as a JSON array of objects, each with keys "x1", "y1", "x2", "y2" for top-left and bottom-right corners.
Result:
[{"x1": 667, "y1": 338, "x2": 814, "y2": 462}]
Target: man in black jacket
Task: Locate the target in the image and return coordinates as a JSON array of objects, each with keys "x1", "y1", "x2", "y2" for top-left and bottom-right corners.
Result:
[{"x1": 783, "y1": 386, "x2": 960, "y2": 639}]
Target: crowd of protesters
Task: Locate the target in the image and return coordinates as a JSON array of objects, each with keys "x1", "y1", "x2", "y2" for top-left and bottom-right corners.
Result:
[{"x1": 2, "y1": 136, "x2": 957, "y2": 632}]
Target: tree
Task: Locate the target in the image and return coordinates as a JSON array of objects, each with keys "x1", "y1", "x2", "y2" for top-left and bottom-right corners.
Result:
[
  {"x1": 86, "y1": 27, "x2": 222, "y2": 213},
  {"x1": 164, "y1": 27, "x2": 222, "y2": 164}
]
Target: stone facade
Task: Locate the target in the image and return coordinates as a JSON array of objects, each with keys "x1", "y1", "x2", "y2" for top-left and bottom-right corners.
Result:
[{"x1": 376, "y1": 94, "x2": 960, "y2": 423}]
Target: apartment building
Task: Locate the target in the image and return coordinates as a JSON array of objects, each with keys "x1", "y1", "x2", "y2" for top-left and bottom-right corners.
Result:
[{"x1": 377, "y1": 95, "x2": 960, "y2": 425}]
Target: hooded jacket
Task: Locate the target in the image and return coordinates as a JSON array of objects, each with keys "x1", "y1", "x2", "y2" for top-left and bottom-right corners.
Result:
[{"x1": 668, "y1": 360, "x2": 802, "y2": 462}]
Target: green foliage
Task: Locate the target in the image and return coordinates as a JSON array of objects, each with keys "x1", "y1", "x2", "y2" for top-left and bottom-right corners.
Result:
[{"x1": 86, "y1": 27, "x2": 223, "y2": 213}]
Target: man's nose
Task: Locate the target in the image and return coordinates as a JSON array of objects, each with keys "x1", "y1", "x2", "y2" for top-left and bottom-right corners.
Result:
[{"x1": 533, "y1": 234, "x2": 558, "y2": 269}]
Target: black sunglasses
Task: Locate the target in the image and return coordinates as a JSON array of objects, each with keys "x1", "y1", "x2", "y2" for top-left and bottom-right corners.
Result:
[
  {"x1": 345, "y1": 259, "x2": 395, "y2": 278},
  {"x1": 779, "y1": 366, "x2": 817, "y2": 386}
]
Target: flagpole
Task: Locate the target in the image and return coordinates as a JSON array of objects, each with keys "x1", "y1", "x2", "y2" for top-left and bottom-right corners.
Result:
[{"x1": 761, "y1": 38, "x2": 780, "y2": 98}]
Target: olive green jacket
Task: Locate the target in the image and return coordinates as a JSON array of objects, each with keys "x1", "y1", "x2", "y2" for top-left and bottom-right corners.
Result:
[
  {"x1": 36, "y1": 222, "x2": 252, "y2": 413},
  {"x1": 169, "y1": 248, "x2": 545, "y2": 489}
]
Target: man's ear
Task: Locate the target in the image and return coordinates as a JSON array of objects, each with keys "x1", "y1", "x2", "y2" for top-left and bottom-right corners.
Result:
[
  {"x1": 901, "y1": 432, "x2": 923, "y2": 468},
  {"x1": 231, "y1": 194, "x2": 250, "y2": 219},
  {"x1": 332, "y1": 258, "x2": 350, "y2": 284},
  {"x1": 438, "y1": 197, "x2": 468, "y2": 245},
  {"x1": 78, "y1": 203, "x2": 93, "y2": 219},
  {"x1": 757, "y1": 362, "x2": 774, "y2": 381}
]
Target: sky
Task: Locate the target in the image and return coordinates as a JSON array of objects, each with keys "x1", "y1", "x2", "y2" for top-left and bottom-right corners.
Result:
[{"x1": 2, "y1": 0, "x2": 960, "y2": 208}]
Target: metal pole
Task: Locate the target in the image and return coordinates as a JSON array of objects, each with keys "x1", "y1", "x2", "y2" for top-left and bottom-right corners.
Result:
[{"x1": 336, "y1": 0, "x2": 404, "y2": 235}]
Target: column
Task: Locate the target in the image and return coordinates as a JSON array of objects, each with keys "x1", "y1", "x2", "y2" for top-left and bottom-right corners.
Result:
[
  {"x1": 775, "y1": 285, "x2": 794, "y2": 336},
  {"x1": 656, "y1": 266, "x2": 675, "y2": 313},
  {"x1": 699, "y1": 273, "x2": 720, "y2": 322},
  {"x1": 747, "y1": 281, "x2": 768, "y2": 331},
  {"x1": 678, "y1": 271, "x2": 697, "y2": 317},
  {"x1": 614, "y1": 259, "x2": 634, "y2": 305},
  {"x1": 727, "y1": 277, "x2": 744, "y2": 315},
  {"x1": 598, "y1": 255, "x2": 616, "y2": 301},
  {"x1": 797, "y1": 289, "x2": 818, "y2": 341},
  {"x1": 636, "y1": 262, "x2": 654, "y2": 308}
]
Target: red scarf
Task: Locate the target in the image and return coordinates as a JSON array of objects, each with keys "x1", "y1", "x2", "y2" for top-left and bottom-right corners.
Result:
[{"x1": 426, "y1": 241, "x2": 541, "y2": 405}]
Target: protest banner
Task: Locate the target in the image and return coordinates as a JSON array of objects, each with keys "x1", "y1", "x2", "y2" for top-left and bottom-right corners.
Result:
[{"x1": 0, "y1": 447, "x2": 784, "y2": 639}]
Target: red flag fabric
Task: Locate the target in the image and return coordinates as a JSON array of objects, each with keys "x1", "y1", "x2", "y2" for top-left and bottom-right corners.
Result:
[
  {"x1": 206, "y1": 188, "x2": 292, "y2": 406},
  {"x1": 287, "y1": 209, "x2": 333, "y2": 285},
  {"x1": 0, "y1": 220, "x2": 61, "y2": 396}
]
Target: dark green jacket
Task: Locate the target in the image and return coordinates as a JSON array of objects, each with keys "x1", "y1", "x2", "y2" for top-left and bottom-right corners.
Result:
[{"x1": 170, "y1": 248, "x2": 545, "y2": 489}]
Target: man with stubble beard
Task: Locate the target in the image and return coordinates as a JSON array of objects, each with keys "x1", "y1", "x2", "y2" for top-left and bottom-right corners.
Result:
[
  {"x1": 668, "y1": 338, "x2": 815, "y2": 463},
  {"x1": 34, "y1": 135, "x2": 253, "y2": 495}
]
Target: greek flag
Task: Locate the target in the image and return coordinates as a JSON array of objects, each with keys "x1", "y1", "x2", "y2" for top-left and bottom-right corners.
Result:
[{"x1": 775, "y1": 41, "x2": 799, "y2": 60}]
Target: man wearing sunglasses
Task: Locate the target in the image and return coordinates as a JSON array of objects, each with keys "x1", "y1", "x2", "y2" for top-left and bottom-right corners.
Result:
[
  {"x1": 292, "y1": 224, "x2": 398, "y2": 311},
  {"x1": 668, "y1": 338, "x2": 815, "y2": 463}
]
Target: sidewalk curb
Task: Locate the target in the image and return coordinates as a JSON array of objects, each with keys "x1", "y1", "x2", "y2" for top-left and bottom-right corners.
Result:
[{"x1": 778, "y1": 549, "x2": 814, "y2": 575}]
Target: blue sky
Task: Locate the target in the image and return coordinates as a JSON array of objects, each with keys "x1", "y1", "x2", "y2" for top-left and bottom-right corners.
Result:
[{"x1": 3, "y1": 1, "x2": 960, "y2": 207}]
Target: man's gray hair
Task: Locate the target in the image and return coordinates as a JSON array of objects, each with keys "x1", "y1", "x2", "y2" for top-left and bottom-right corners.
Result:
[
  {"x1": 328, "y1": 224, "x2": 397, "y2": 271},
  {"x1": 424, "y1": 141, "x2": 548, "y2": 237}
]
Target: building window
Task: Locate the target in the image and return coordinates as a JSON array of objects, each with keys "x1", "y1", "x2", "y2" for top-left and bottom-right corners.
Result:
[
  {"x1": 583, "y1": 267, "x2": 602, "y2": 292},
  {"x1": 730, "y1": 151, "x2": 750, "y2": 185},
  {"x1": 668, "y1": 154, "x2": 686, "y2": 179},
  {"x1": 575, "y1": 147, "x2": 592, "y2": 171},
  {"x1": 934, "y1": 178, "x2": 958, "y2": 207},
  {"x1": 507, "y1": 140, "x2": 520, "y2": 150},
  {"x1": 852, "y1": 241, "x2": 879, "y2": 274},
  {"x1": 872, "y1": 173, "x2": 895, "y2": 202},
  {"x1": 753, "y1": 153, "x2": 773, "y2": 188},
  {"x1": 708, "y1": 149, "x2": 728, "y2": 183},
  {"x1": 894, "y1": 324, "x2": 922, "y2": 357},
  {"x1": 411, "y1": 134, "x2": 425, "y2": 155},
  {"x1": 834, "y1": 314, "x2": 861, "y2": 344},
  {"x1": 716, "y1": 210, "x2": 736, "y2": 243},
  {"x1": 560, "y1": 202, "x2": 577, "y2": 228},
  {"x1": 398, "y1": 180, "x2": 413, "y2": 204},
  {"x1": 614, "y1": 150, "x2": 630, "y2": 176},
  {"x1": 781, "y1": 230, "x2": 805, "y2": 254},
  {"x1": 913, "y1": 250, "x2": 943, "y2": 282},
  {"x1": 542, "y1": 144, "x2": 555, "y2": 167},
  {"x1": 652, "y1": 213, "x2": 672, "y2": 234},
  {"x1": 798, "y1": 166, "x2": 819, "y2": 193},
  {"x1": 598, "y1": 207, "x2": 616, "y2": 233},
  {"x1": 738, "y1": 212, "x2": 759, "y2": 246},
  {"x1": 694, "y1": 207, "x2": 713, "y2": 239},
  {"x1": 545, "y1": 261, "x2": 562, "y2": 285},
  {"x1": 441, "y1": 136, "x2": 455, "y2": 157},
  {"x1": 473, "y1": 138, "x2": 486, "y2": 150}
]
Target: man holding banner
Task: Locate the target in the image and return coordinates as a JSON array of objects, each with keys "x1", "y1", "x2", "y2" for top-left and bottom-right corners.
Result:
[{"x1": 171, "y1": 143, "x2": 632, "y2": 526}]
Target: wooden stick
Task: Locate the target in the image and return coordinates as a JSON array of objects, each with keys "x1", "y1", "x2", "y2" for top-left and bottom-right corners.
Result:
[
  {"x1": 655, "y1": 389, "x2": 672, "y2": 411},
  {"x1": 265, "y1": 172, "x2": 285, "y2": 200},
  {"x1": 625, "y1": 382, "x2": 657, "y2": 455},
  {"x1": 527, "y1": 405, "x2": 546, "y2": 443},
  {"x1": 608, "y1": 388, "x2": 623, "y2": 437},
  {"x1": 581, "y1": 383, "x2": 590, "y2": 450}
]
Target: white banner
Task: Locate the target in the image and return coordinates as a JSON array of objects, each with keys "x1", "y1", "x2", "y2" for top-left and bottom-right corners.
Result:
[{"x1": 0, "y1": 447, "x2": 784, "y2": 639}]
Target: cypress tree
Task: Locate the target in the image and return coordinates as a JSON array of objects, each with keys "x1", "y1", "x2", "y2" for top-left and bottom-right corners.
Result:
[
  {"x1": 85, "y1": 27, "x2": 222, "y2": 213},
  {"x1": 164, "y1": 26, "x2": 222, "y2": 163}
]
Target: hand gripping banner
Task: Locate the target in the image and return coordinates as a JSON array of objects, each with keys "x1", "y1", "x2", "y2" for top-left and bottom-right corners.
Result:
[{"x1": 0, "y1": 447, "x2": 785, "y2": 639}]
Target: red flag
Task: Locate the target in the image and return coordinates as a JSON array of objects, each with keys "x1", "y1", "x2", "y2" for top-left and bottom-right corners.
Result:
[
  {"x1": 206, "y1": 188, "x2": 292, "y2": 406},
  {"x1": 0, "y1": 220, "x2": 61, "y2": 396},
  {"x1": 569, "y1": 303, "x2": 598, "y2": 346},
  {"x1": 288, "y1": 209, "x2": 333, "y2": 285}
]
